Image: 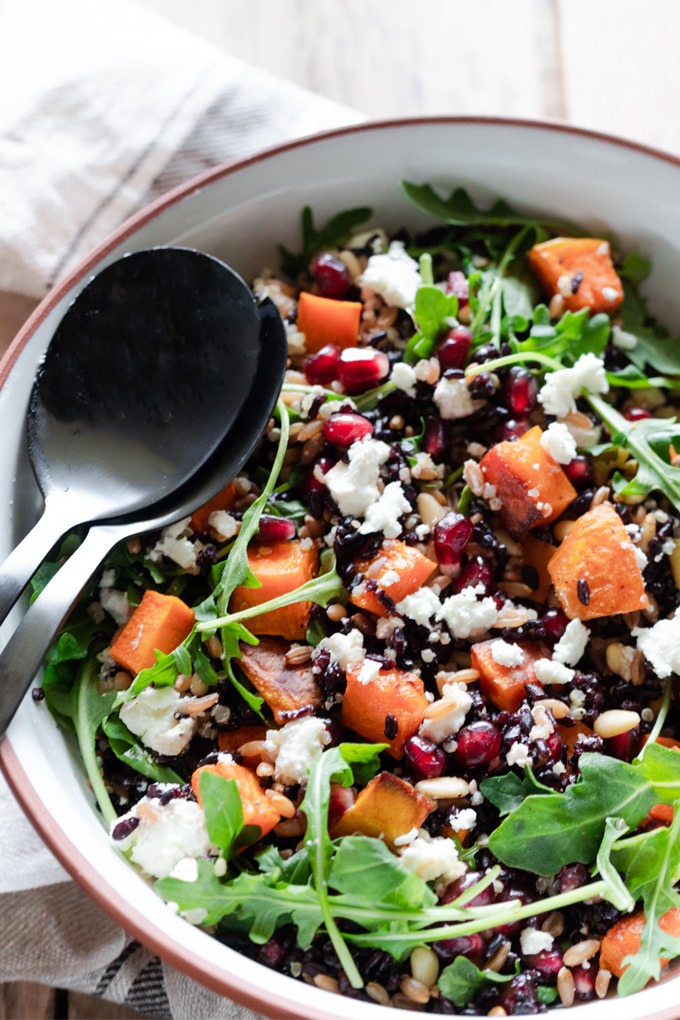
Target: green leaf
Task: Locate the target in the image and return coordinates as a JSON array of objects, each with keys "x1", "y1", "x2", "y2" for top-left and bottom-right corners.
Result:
[
  {"x1": 404, "y1": 285, "x2": 458, "y2": 363},
  {"x1": 102, "y1": 715, "x2": 184, "y2": 785},
  {"x1": 199, "y1": 772, "x2": 244, "y2": 859},
  {"x1": 537, "y1": 986, "x2": 559, "y2": 1005},
  {"x1": 439, "y1": 956, "x2": 513, "y2": 1009},
  {"x1": 480, "y1": 766, "x2": 552, "y2": 816},
  {"x1": 277, "y1": 205, "x2": 373, "y2": 278},
  {"x1": 619, "y1": 251, "x2": 651, "y2": 285},
  {"x1": 328, "y1": 836, "x2": 436, "y2": 909},
  {"x1": 596, "y1": 817, "x2": 636, "y2": 913}
]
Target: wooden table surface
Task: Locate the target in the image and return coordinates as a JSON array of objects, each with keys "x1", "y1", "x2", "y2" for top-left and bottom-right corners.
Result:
[{"x1": 2, "y1": 1, "x2": 680, "y2": 1016}]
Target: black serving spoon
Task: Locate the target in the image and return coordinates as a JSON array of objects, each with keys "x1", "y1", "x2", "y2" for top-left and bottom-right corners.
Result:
[
  {"x1": 0, "y1": 297, "x2": 287, "y2": 739},
  {"x1": 0, "y1": 248, "x2": 263, "y2": 625}
]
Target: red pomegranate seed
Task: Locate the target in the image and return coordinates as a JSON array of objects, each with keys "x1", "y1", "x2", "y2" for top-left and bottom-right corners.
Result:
[
  {"x1": 323, "y1": 412, "x2": 373, "y2": 447},
  {"x1": 423, "y1": 417, "x2": 447, "y2": 461},
  {"x1": 433, "y1": 512, "x2": 474, "y2": 566},
  {"x1": 304, "y1": 344, "x2": 341, "y2": 385},
  {"x1": 256, "y1": 515, "x2": 296, "y2": 543},
  {"x1": 440, "y1": 871, "x2": 495, "y2": 908},
  {"x1": 624, "y1": 407, "x2": 653, "y2": 422},
  {"x1": 605, "y1": 727, "x2": 641, "y2": 762},
  {"x1": 328, "y1": 783, "x2": 355, "y2": 821},
  {"x1": 493, "y1": 884, "x2": 535, "y2": 937},
  {"x1": 572, "y1": 965, "x2": 597, "y2": 1000},
  {"x1": 302, "y1": 455, "x2": 334, "y2": 497},
  {"x1": 438, "y1": 326, "x2": 473, "y2": 370},
  {"x1": 564, "y1": 454, "x2": 593, "y2": 487},
  {"x1": 454, "y1": 721, "x2": 501, "y2": 768},
  {"x1": 445, "y1": 271, "x2": 470, "y2": 304},
  {"x1": 403, "y1": 735, "x2": 446, "y2": 779},
  {"x1": 337, "y1": 347, "x2": 390, "y2": 395},
  {"x1": 542, "y1": 608, "x2": 569, "y2": 642},
  {"x1": 545, "y1": 731, "x2": 564, "y2": 762},
  {"x1": 525, "y1": 949, "x2": 564, "y2": 978},
  {"x1": 310, "y1": 253, "x2": 351, "y2": 299},
  {"x1": 451, "y1": 556, "x2": 494, "y2": 595},
  {"x1": 496, "y1": 418, "x2": 530, "y2": 442},
  {"x1": 434, "y1": 934, "x2": 485, "y2": 962},
  {"x1": 504, "y1": 366, "x2": 538, "y2": 416}
]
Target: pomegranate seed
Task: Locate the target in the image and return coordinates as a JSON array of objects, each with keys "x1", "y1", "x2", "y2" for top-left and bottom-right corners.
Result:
[
  {"x1": 499, "y1": 973, "x2": 540, "y2": 1013},
  {"x1": 604, "y1": 727, "x2": 641, "y2": 762},
  {"x1": 423, "y1": 417, "x2": 447, "y2": 461},
  {"x1": 504, "y1": 366, "x2": 538, "y2": 416},
  {"x1": 496, "y1": 418, "x2": 530, "y2": 442},
  {"x1": 303, "y1": 455, "x2": 334, "y2": 497},
  {"x1": 328, "y1": 783, "x2": 355, "y2": 821},
  {"x1": 542, "y1": 608, "x2": 569, "y2": 642},
  {"x1": 256, "y1": 515, "x2": 296, "y2": 543},
  {"x1": 304, "y1": 344, "x2": 341, "y2": 385},
  {"x1": 545, "y1": 731, "x2": 564, "y2": 763},
  {"x1": 564, "y1": 454, "x2": 593, "y2": 487},
  {"x1": 403, "y1": 735, "x2": 446, "y2": 779},
  {"x1": 445, "y1": 271, "x2": 469, "y2": 304},
  {"x1": 434, "y1": 933, "x2": 485, "y2": 963},
  {"x1": 258, "y1": 937, "x2": 289, "y2": 970},
  {"x1": 525, "y1": 949, "x2": 564, "y2": 978},
  {"x1": 624, "y1": 407, "x2": 653, "y2": 422},
  {"x1": 433, "y1": 512, "x2": 474, "y2": 567},
  {"x1": 438, "y1": 326, "x2": 473, "y2": 370},
  {"x1": 493, "y1": 884, "x2": 535, "y2": 937},
  {"x1": 323, "y1": 412, "x2": 373, "y2": 447},
  {"x1": 572, "y1": 965, "x2": 597, "y2": 1000},
  {"x1": 558, "y1": 864, "x2": 588, "y2": 892},
  {"x1": 310, "y1": 253, "x2": 351, "y2": 299},
  {"x1": 454, "y1": 721, "x2": 501, "y2": 768},
  {"x1": 451, "y1": 556, "x2": 494, "y2": 595},
  {"x1": 337, "y1": 347, "x2": 390, "y2": 395},
  {"x1": 440, "y1": 871, "x2": 495, "y2": 908}
]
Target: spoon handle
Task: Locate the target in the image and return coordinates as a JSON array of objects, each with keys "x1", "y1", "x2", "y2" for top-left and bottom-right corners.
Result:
[{"x1": 0, "y1": 522, "x2": 133, "y2": 740}]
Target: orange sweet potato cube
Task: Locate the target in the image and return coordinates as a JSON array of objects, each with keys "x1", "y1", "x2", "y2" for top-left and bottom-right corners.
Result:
[
  {"x1": 471, "y1": 639, "x2": 552, "y2": 712},
  {"x1": 296, "y1": 292, "x2": 363, "y2": 352},
  {"x1": 189, "y1": 482, "x2": 237, "y2": 534},
  {"x1": 479, "y1": 426, "x2": 577, "y2": 539},
  {"x1": 110, "y1": 590, "x2": 195, "y2": 676},
  {"x1": 527, "y1": 237, "x2": 624, "y2": 314},
  {"x1": 238, "y1": 636, "x2": 322, "y2": 724},
  {"x1": 331, "y1": 771, "x2": 434, "y2": 849},
  {"x1": 230, "y1": 540, "x2": 319, "y2": 641},
  {"x1": 192, "y1": 760, "x2": 281, "y2": 838},
  {"x1": 342, "y1": 660, "x2": 429, "y2": 758},
  {"x1": 350, "y1": 539, "x2": 436, "y2": 617},
  {"x1": 548, "y1": 502, "x2": 649, "y2": 621}
]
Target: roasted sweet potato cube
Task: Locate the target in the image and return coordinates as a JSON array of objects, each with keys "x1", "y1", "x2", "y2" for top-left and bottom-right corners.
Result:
[
  {"x1": 230, "y1": 540, "x2": 319, "y2": 641},
  {"x1": 342, "y1": 660, "x2": 429, "y2": 758},
  {"x1": 189, "y1": 482, "x2": 237, "y2": 534},
  {"x1": 350, "y1": 539, "x2": 436, "y2": 617},
  {"x1": 548, "y1": 502, "x2": 649, "y2": 621},
  {"x1": 331, "y1": 771, "x2": 434, "y2": 849},
  {"x1": 471, "y1": 639, "x2": 552, "y2": 712},
  {"x1": 479, "y1": 426, "x2": 576, "y2": 539},
  {"x1": 238, "y1": 637, "x2": 322, "y2": 724},
  {"x1": 110, "y1": 590, "x2": 195, "y2": 676},
  {"x1": 520, "y1": 534, "x2": 556, "y2": 603},
  {"x1": 600, "y1": 907, "x2": 680, "y2": 978},
  {"x1": 527, "y1": 237, "x2": 624, "y2": 314}
]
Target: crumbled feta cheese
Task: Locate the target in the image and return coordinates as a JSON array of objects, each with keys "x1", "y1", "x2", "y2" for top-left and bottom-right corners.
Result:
[
  {"x1": 520, "y1": 927, "x2": 554, "y2": 955},
  {"x1": 264, "y1": 716, "x2": 331, "y2": 786},
  {"x1": 539, "y1": 422, "x2": 577, "y2": 465},
  {"x1": 380, "y1": 570, "x2": 401, "y2": 588},
  {"x1": 398, "y1": 833, "x2": 466, "y2": 884},
  {"x1": 376, "y1": 616, "x2": 403, "y2": 641},
  {"x1": 491, "y1": 639, "x2": 525, "y2": 668},
  {"x1": 433, "y1": 376, "x2": 477, "y2": 420},
  {"x1": 359, "y1": 241, "x2": 422, "y2": 309},
  {"x1": 99, "y1": 582, "x2": 132, "y2": 627},
  {"x1": 534, "y1": 659, "x2": 575, "y2": 685},
  {"x1": 453, "y1": 808, "x2": 477, "y2": 830},
  {"x1": 284, "y1": 322, "x2": 306, "y2": 356},
  {"x1": 421, "y1": 648, "x2": 435, "y2": 663},
  {"x1": 436, "y1": 585, "x2": 498, "y2": 639},
  {"x1": 357, "y1": 659, "x2": 381, "y2": 685},
  {"x1": 208, "y1": 511, "x2": 240, "y2": 540},
  {"x1": 148, "y1": 517, "x2": 203, "y2": 571},
  {"x1": 170, "y1": 856, "x2": 199, "y2": 883},
  {"x1": 316, "y1": 628, "x2": 365, "y2": 670},
  {"x1": 358, "y1": 481, "x2": 411, "y2": 538},
  {"x1": 537, "y1": 354, "x2": 609, "y2": 418},
  {"x1": 391, "y1": 361, "x2": 417, "y2": 397},
  {"x1": 556, "y1": 274, "x2": 573, "y2": 298},
  {"x1": 633, "y1": 610, "x2": 680, "y2": 678},
  {"x1": 602, "y1": 285, "x2": 621, "y2": 303},
  {"x1": 634, "y1": 546, "x2": 649, "y2": 571},
  {"x1": 552, "y1": 619, "x2": 589, "y2": 667},
  {"x1": 611, "y1": 325, "x2": 638, "y2": 351},
  {"x1": 529, "y1": 704, "x2": 554, "y2": 742},
  {"x1": 396, "y1": 587, "x2": 442, "y2": 626},
  {"x1": 411, "y1": 452, "x2": 444, "y2": 480},
  {"x1": 506, "y1": 742, "x2": 531, "y2": 768},
  {"x1": 420, "y1": 682, "x2": 472, "y2": 744},
  {"x1": 323, "y1": 437, "x2": 391, "y2": 517},
  {"x1": 120, "y1": 686, "x2": 196, "y2": 756},
  {"x1": 111, "y1": 795, "x2": 212, "y2": 879}
]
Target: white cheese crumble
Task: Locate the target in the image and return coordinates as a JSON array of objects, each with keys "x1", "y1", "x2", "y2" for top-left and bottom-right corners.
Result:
[
  {"x1": 520, "y1": 927, "x2": 554, "y2": 956},
  {"x1": 380, "y1": 570, "x2": 401, "y2": 587},
  {"x1": 602, "y1": 285, "x2": 621, "y2": 303},
  {"x1": 323, "y1": 437, "x2": 391, "y2": 517},
  {"x1": 633, "y1": 610, "x2": 680, "y2": 678},
  {"x1": 391, "y1": 361, "x2": 417, "y2": 397},
  {"x1": 435, "y1": 585, "x2": 498, "y2": 639},
  {"x1": 264, "y1": 716, "x2": 331, "y2": 786},
  {"x1": 99, "y1": 569, "x2": 132, "y2": 627},
  {"x1": 537, "y1": 353, "x2": 609, "y2": 418},
  {"x1": 398, "y1": 833, "x2": 466, "y2": 884},
  {"x1": 552, "y1": 619, "x2": 589, "y2": 667},
  {"x1": 453, "y1": 808, "x2": 477, "y2": 830},
  {"x1": 433, "y1": 376, "x2": 477, "y2": 420},
  {"x1": 420, "y1": 682, "x2": 472, "y2": 744},
  {"x1": 120, "y1": 686, "x2": 196, "y2": 756},
  {"x1": 358, "y1": 481, "x2": 411, "y2": 538},
  {"x1": 359, "y1": 240, "x2": 422, "y2": 309},
  {"x1": 396, "y1": 586, "x2": 442, "y2": 627},
  {"x1": 316, "y1": 628, "x2": 365, "y2": 670},
  {"x1": 148, "y1": 517, "x2": 203, "y2": 571},
  {"x1": 539, "y1": 422, "x2": 577, "y2": 465},
  {"x1": 357, "y1": 659, "x2": 382, "y2": 685},
  {"x1": 506, "y1": 741, "x2": 531, "y2": 768},
  {"x1": 112, "y1": 795, "x2": 212, "y2": 879},
  {"x1": 208, "y1": 510, "x2": 240, "y2": 540},
  {"x1": 634, "y1": 546, "x2": 649, "y2": 571},
  {"x1": 534, "y1": 659, "x2": 575, "y2": 685},
  {"x1": 170, "y1": 855, "x2": 199, "y2": 883},
  {"x1": 490, "y1": 639, "x2": 525, "y2": 668},
  {"x1": 611, "y1": 324, "x2": 638, "y2": 351}
]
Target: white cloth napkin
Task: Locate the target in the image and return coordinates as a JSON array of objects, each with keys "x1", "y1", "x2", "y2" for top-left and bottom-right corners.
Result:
[{"x1": 0, "y1": 1, "x2": 361, "y2": 1015}]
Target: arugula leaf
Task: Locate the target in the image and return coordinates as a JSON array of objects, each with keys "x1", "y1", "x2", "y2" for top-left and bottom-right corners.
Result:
[
  {"x1": 404, "y1": 285, "x2": 458, "y2": 363},
  {"x1": 102, "y1": 715, "x2": 183, "y2": 785},
  {"x1": 596, "y1": 818, "x2": 636, "y2": 913},
  {"x1": 328, "y1": 836, "x2": 436, "y2": 910},
  {"x1": 480, "y1": 766, "x2": 552, "y2": 816},
  {"x1": 257, "y1": 844, "x2": 312, "y2": 885},
  {"x1": 439, "y1": 956, "x2": 513, "y2": 1008},
  {"x1": 619, "y1": 251, "x2": 651, "y2": 285},
  {"x1": 277, "y1": 205, "x2": 373, "y2": 279},
  {"x1": 199, "y1": 771, "x2": 244, "y2": 859}
]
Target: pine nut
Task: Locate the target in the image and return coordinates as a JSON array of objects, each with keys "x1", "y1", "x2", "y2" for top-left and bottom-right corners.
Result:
[
  {"x1": 595, "y1": 968, "x2": 612, "y2": 998},
  {"x1": 326, "y1": 603, "x2": 346, "y2": 623},
  {"x1": 313, "y1": 974, "x2": 339, "y2": 993},
  {"x1": 238, "y1": 739, "x2": 267, "y2": 758},
  {"x1": 265, "y1": 790, "x2": 297, "y2": 818},
  {"x1": 535, "y1": 698, "x2": 569, "y2": 720},
  {"x1": 410, "y1": 947, "x2": 440, "y2": 988},
  {"x1": 563, "y1": 939, "x2": 601, "y2": 967},
  {"x1": 189, "y1": 675, "x2": 209, "y2": 697},
  {"x1": 549, "y1": 294, "x2": 565, "y2": 318},
  {"x1": 414, "y1": 776, "x2": 469, "y2": 799},
  {"x1": 594, "y1": 710, "x2": 641, "y2": 739},
  {"x1": 256, "y1": 762, "x2": 274, "y2": 778},
  {"x1": 211, "y1": 703, "x2": 231, "y2": 725},
  {"x1": 274, "y1": 817, "x2": 305, "y2": 838},
  {"x1": 487, "y1": 1009, "x2": 508, "y2": 1018},
  {"x1": 400, "y1": 975, "x2": 430, "y2": 1004},
  {"x1": 417, "y1": 492, "x2": 448, "y2": 528},
  {"x1": 366, "y1": 982, "x2": 391, "y2": 1005},
  {"x1": 113, "y1": 670, "x2": 132, "y2": 691},
  {"x1": 605, "y1": 642, "x2": 637, "y2": 681},
  {"x1": 590, "y1": 486, "x2": 610, "y2": 508},
  {"x1": 285, "y1": 643, "x2": 313, "y2": 665},
  {"x1": 174, "y1": 673, "x2": 191, "y2": 693},
  {"x1": 557, "y1": 966, "x2": 575, "y2": 1007},
  {"x1": 298, "y1": 419, "x2": 324, "y2": 442},
  {"x1": 205, "y1": 635, "x2": 223, "y2": 659},
  {"x1": 179, "y1": 693, "x2": 219, "y2": 716}
]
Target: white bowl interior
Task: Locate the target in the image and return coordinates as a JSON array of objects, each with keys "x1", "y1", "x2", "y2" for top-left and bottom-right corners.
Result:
[{"x1": 3, "y1": 120, "x2": 680, "y2": 1019}]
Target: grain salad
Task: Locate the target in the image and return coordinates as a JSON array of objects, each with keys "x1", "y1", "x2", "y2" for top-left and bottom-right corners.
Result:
[{"x1": 39, "y1": 182, "x2": 680, "y2": 1015}]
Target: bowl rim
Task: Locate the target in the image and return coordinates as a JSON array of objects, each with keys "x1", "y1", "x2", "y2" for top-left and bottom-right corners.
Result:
[{"x1": 3, "y1": 114, "x2": 680, "y2": 1019}]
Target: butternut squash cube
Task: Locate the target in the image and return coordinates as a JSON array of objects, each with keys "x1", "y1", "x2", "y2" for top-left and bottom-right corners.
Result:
[
  {"x1": 350, "y1": 539, "x2": 436, "y2": 617},
  {"x1": 238, "y1": 636, "x2": 322, "y2": 724},
  {"x1": 342, "y1": 660, "x2": 429, "y2": 758},
  {"x1": 471, "y1": 639, "x2": 553, "y2": 712},
  {"x1": 527, "y1": 237, "x2": 624, "y2": 314},
  {"x1": 230, "y1": 540, "x2": 319, "y2": 641},
  {"x1": 110, "y1": 590, "x2": 195, "y2": 676},
  {"x1": 331, "y1": 771, "x2": 434, "y2": 849}
]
